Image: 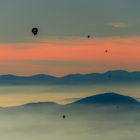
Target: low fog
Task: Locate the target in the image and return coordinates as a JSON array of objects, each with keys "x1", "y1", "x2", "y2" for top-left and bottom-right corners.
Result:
[{"x1": 0, "y1": 105, "x2": 139, "y2": 140}]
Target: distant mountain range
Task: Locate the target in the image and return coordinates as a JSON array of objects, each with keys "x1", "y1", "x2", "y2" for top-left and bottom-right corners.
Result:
[
  {"x1": 1, "y1": 93, "x2": 139, "y2": 116},
  {"x1": 1, "y1": 70, "x2": 140, "y2": 85},
  {"x1": 70, "y1": 93, "x2": 140, "y2": 106},
  {"x1": 10, "y1": 93, "x2": 140, "y2": 110},
  {"x1": 21, "y1": 102, "x2": 60, "y2": 108}
]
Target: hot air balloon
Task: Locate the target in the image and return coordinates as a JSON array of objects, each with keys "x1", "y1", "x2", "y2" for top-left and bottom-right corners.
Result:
[
  {"x1": 87, "y1": 35, "x2": 91, "y2": 38},
  {"x1": 105, "y1": 50, "x2": 108, "y2": 53},
  {"x1": 62, "y1": 115, "x2": 66, "y2": 119},
  {"x1": 32, "y1": 27, "x2": 38, "y2": 36}
]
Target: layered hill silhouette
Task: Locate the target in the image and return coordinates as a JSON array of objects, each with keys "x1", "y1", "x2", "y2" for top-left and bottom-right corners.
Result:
[
  {"x1": 8, "y1": 93, "x2": 140, "y2": 110},
  {"x1": 70, "y1": 93, "x2": 140, "y2": 106},
  {"x1": 1, "y1": 70, "x2": 140, "y2": 85},
  {"x1": 1, "y1": 93, "x2": 139, "y2": 116},
  {"x1": 22, "y1": 102, "x2": 59, "y2": 107}
]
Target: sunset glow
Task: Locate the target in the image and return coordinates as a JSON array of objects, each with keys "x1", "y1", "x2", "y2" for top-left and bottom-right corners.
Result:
[{"x1": 0, "y1": 37, "x2": 139, "y2": 76}]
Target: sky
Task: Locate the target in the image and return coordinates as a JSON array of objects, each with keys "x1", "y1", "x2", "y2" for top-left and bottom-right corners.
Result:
[{"x1": 0, "y1": 0, "x2": 140, "y2": 76}]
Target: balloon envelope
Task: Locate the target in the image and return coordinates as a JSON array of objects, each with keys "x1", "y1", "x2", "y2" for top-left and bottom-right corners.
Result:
[
  {"x1": 105, "y1": 50, "x2": 108, "y2": 53},
  {"x1": 32, "y1": 28, "x2": 38, "y2": 36},
  {"x1": 62, "y1": 115, "x2": 66, "y2": 119},
  {"x1": 87, "y1": 35, "x2": 90, "y2": 38}
]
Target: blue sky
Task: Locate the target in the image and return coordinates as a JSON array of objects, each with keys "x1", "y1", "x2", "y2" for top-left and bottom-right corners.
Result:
[{"x1": 0, "y1": 0, "x2": 140, "y2": 43}]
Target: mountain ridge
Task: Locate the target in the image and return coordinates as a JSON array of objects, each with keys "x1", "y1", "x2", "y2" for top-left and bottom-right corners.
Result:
[
  {"x1": 6, "y1": 93, "x2": 140, "y2": 109},
  {"x1": 0, "y1": 70, "x2": 140, "y2": 85},
  {"x1": 70, "y1": 92, "x2": 140, "y2": 106}
]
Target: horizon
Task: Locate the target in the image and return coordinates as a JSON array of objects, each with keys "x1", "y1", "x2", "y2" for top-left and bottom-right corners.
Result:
[
  {"x1": 0, "y1": 69, "x2": 139, "y2": 107},
  {"x1": 0, "y1": 69, "x2": 138, "y2": 77},
  {"x1": 1, "y1": 92, "x2": 140, "y2": 108}
]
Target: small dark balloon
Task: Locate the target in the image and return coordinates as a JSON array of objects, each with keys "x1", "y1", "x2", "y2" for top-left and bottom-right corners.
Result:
[
  {"x1": 87, "y1": 35, "x2": 91, "y2": 38},
  {"x1": 62, "y1": 115, "x2": 66, "y2": 119},
  {"x1": 105, "y1": 50, "x2": 108, "y2": 53},
  {"x1": 32, "y1": 28, "x2": 38, "y2": 36}
]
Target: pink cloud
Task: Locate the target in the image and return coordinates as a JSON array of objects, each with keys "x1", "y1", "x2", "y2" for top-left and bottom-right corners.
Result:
[{"x1": 108, "y1": 22, "x2": 129, "y2": 29}]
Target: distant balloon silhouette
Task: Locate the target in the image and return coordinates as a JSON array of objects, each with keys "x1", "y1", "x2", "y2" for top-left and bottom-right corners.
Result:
[
  {"x1": 32, "y1": 28, "x2": 38, "y2": 36},
  {"x1": 105, "y1": 50, "x2": 108, "y2": 53},
  {"x1": 62, "y1": 115, "x2": 66, "y2": 119},
  {"x1": 87, "y1": 35, "x2": 91, "y2": 38}
]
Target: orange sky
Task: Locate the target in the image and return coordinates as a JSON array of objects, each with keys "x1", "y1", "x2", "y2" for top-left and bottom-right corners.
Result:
[{"x1": 0, "y1": 36, "x2": 140, "y2": 76}]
